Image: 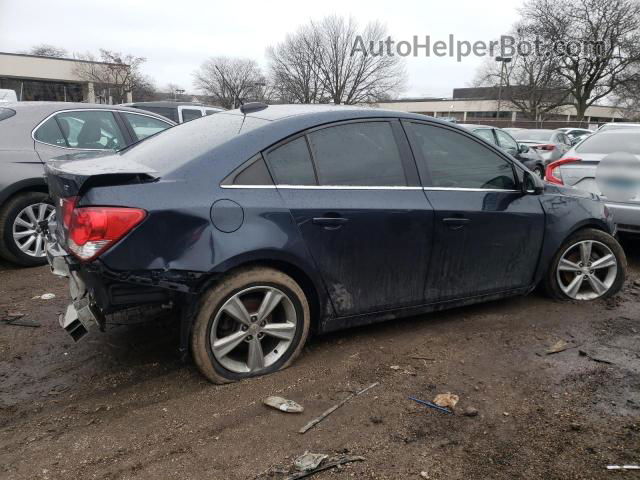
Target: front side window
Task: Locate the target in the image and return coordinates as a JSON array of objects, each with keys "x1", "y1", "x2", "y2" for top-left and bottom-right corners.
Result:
[
  {"x1": 181, "y1": 109, "x2": 203, "y2": 122},
  {"x1": 122, "y1": 112, "x2": 172, "y2": 141},
  {"x1": 307, "y1": 122, "x2": 407, "y2": 186},
  {"x1": 37, "y1": 111, "x2": 126, "y2": 150},
  {"x1": 266, "y1": 137, "x2": 316, "y2": 185},
  {"x1": 407, "y1": 123, "x2": 517, "y2": 190}
]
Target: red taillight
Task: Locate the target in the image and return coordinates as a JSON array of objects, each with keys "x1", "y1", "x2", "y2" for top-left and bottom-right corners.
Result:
[
  {"x1": 545, "y1": 157, "x2": 581, "y2": 185},
  {"x1": 534, "y1": 144, "x2": 556, "y2": 151},
  {"x1": 61, "y1": 196, "x2": 78, "y2": 229},
  {"x1": 67, "y1": 206, "x2": 146, "y2": 261}
]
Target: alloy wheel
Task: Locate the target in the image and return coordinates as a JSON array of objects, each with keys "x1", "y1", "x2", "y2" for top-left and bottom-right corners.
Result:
[
  {"x1": 210, "y1": 286, "x2": 298, "y2": 373},
  {"x1": 12, "y1": 203, "x2": 55, "y2": 258},
  {"x1": 556, "y1": 240, "x2": 618, "y2": 300}
]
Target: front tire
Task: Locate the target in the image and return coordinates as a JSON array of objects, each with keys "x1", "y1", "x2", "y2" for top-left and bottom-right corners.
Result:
[
  {"x1": 0, "y1": 192, "x2": 55, "y2": 267},
  {"x1": 191, "y1": 267, "x2": 311, "y2": 384},
  {"x1": 543, "y1": 228, "x2": 626, "y2": 301}
]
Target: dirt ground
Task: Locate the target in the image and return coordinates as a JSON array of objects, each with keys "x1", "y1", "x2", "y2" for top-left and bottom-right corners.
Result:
[{"x1": 1, "y1": 239, "x2": 639, "y2": 480}]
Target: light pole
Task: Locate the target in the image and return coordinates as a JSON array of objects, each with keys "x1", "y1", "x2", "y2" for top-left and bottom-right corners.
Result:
[{"x1": 495, "y1": 56, "x2": 512, "y2": 125}]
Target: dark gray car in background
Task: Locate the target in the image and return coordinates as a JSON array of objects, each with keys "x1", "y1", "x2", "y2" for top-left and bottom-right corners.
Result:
[
  {"x1": 511, "y1": 129, "x2": 572, "y2": 163},
  {"x1": 460, "y1": 124, "x2": 546, "y2": 177},
  {"x1": 0, "y1": 102, "x2": 174, "y2": 266}
]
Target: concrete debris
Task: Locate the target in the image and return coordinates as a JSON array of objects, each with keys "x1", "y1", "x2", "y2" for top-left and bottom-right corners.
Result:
[
  {"x1": 263, "y1": 396, "x2": 304, "y2": 413},
  {"x1": 35, "y1": 293, "x2": 56, "y2": 300},
  {"x1": 546, "y1": 340, "x2": 570, "y2": 354},
  {"x1": 294, "y1": 452, "x2": 328, "y2": 472},
  {"x1": 463, "y1": 407, "x2": 478, "y2": 417},
  {"x1": 286, "y1": 455, "x2": 365, "y2": 479}
]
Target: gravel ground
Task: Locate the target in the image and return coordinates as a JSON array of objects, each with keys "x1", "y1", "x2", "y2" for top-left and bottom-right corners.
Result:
[{"x1": 1, "y1": 238, "x2": 639, "y2": 480}]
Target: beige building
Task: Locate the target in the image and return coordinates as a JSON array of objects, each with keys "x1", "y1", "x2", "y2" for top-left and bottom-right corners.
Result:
[
  {"x1": 0, "y1": 52, "x2": 132, "y2": 104},
  {"x1": 377, "y1": 88, "x2": 625, "y2": 127}
]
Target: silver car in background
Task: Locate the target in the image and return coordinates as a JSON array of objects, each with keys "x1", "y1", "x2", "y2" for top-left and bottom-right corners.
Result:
[
  {"x1": 546, "y1": 128, "x2": 640, "y2": 234},
  {"x1": 511, "y1": 129, "x2": 572, "y2": 163}
]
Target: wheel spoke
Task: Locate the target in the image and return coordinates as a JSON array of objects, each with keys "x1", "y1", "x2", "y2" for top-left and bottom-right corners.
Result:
[
  {"x1": 222, "y1": 296, "x2": 252, "y2": 326},
  {"x1": 212, "y1": 330, "x2": 247, "y2": 358},
  {"x1": 34, "y1": 236, "x2": 43, "y2": 257},
  {"x1": 558, "y1": 258, "x2": 581, "y2": 273},
  {"x1": 13, "y1": 230, "x2": 35, "y2": 239},
  {"x1": 257, "y1": 290, "x2": 283, "y2": 322},
  {"x1": 247, "y1": 337, "x2": 265, "y2": 371},
  {"x1": 579, "y1": 241, "x2": 593, "y2": 264},
  {"x1": 37, "y1": 203, "x2": 47, "y2": 221},
  {"x1": 19, "y1": 235, "x2": 36, "y2": 252},
  {"x1": 562, "y1": 274, "x2": 584, "y2": 298},
  {"x1": 591, "y1": 254, "x2": 616, "y2": 270},
  {"x1": 14, "y1": 217, "x2": 33, "y2": 229},
  {"x1": 24, "y1": 206, "x2": 38, "y2": 225},
  {"x1": 262, "y1": 322, "x2": 296, "y2": 341},
  {"x1": 587, "y1": 275, "x2": 608, "y2": 296}
]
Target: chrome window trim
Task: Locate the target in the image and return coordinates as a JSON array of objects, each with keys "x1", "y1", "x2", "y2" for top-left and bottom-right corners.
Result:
[
  {"x1": 31, "y1": 108, "x2": 173, "y2": 151},
  {"x1": 221, "y1": 184, "x2": 517, "y2": 192}
]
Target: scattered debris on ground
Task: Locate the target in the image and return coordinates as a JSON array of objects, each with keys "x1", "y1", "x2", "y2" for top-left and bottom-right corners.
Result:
[
  {"x1": 286, "y1": 455, "x2": 365, "y2": 479},
  {"x1": 298, "y1": 382, "x2": 379, "y2": 434},
  {"x1": 263, "y1": 396, "x2": 304, "y2": 413},
  {"x1": 408, "y1": 396, "x2": 453, "y2": 415},
  {"x1": 293, "y1": 452, "x2": 328, "y2": 471},
  {"x1": 433, "y1": 392, "x2": 459, "y2": 410}
]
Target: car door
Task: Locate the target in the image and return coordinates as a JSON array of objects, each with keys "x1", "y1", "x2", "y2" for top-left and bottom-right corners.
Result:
[
  {"x1": 403, "y1": 120, "x2": 545, "y2": 301},
  {"x1": 33, "y1": 109, "x2": 130, "y2": 162},
  {"x1": 119, "y1": 112, "x2": 173, "y2": 142},
  {"x1": 264, "y1": 119, "x2": 435, "y2": 317}
]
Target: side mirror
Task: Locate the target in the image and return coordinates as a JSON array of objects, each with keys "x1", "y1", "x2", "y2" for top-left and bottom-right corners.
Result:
[
  {"x1": 522, "y1": 170, "x2": 544, "y2": 195},
  {"x1": 518, "y1": 143, "x2": 529, "y2": 154}
]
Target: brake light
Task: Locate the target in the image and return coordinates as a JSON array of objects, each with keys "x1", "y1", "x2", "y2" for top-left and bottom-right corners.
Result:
[
  {"x1": 67, "y1": 206, "x2": 146, "y2": 261},
  {"x1": 545, "y1": 157, "x2": 581, "y2": 185},
  {"x1": 534, "y1": 144, "x2": 556, "y2": 151},
  {"x1": 61, "y1": 196, "x2": 78, "y2": 229}
]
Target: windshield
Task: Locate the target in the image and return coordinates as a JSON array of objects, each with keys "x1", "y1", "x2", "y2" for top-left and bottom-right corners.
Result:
[
  {"x1": 576, "y1": 131, "x2": 640, "y2": 155},
  {"x1": 511, "y1": 130, "x2": 554, "y2": 141}
]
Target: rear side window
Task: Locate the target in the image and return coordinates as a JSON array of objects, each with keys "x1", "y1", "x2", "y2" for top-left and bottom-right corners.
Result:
[
  {"x1": 474, "y1": 129, "x2": 496, "y2": 144},
  {"x1": 232, "y1": 156, "x2": 273, "y2": 185},
  {"x1": 266, "y1": 137, "x2": 317, "y2": 185},
  {"x1": 133, "y1": 106, "x2": 178, "y2": 123},
  {"x1": 181, "y1": 109, "x2": 203, "y2": 122},
  {"x1": 34, "y1": 117, "x2": 66, "y2": 146},
  {"x1": 407, "y1": 123, "x2": 517, "y2": 190},
  {"x1": 307, "y1": 122, "x2": 407, "y2": 186},
  {"x1": 0, "y1": 108, "x2": 16, "y2": 121},
  {"x1": 122, "y1": 112, "x2": 171, "y2": 140}
]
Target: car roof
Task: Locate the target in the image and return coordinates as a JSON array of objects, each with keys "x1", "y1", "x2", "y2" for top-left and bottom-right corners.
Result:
[
  {"x1": 123, "y1": 101, "x2": 224, "y2": 109},
  {"x1": 458, "y1": 123, "x2": 493, "y2": 129},
  {"x1": 2, "y1": 101, "x2": 175, "y2": 120}
]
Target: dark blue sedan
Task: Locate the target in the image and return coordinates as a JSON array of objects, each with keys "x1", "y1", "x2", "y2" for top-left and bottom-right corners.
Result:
[{"x1": 44, "y1": 104, "x2": 627, "y2": 383}]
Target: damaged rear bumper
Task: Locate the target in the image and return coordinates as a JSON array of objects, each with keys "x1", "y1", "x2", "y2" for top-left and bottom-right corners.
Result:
[{"x1": 46, "y1": 239, "x2": 105, "y2": 342}]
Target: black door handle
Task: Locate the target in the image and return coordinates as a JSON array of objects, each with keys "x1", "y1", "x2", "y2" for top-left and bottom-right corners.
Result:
[
  {"x1": 312, "y1": 217, "x2": 349, "y2": 227},
  {"x1": 442, "y1": 217, "x2": 470, "y2": 230}
]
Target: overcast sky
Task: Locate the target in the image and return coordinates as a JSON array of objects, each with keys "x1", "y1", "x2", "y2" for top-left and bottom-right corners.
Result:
[{"x1": 0, "y1": 0, "x2": 522, "y2": 98}]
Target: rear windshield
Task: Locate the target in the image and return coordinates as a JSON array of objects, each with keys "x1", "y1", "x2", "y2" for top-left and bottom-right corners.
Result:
[
  {"x1": 576, "y1": 131, "x2": 640, "y2": 155},
  {"x1": 0, "y1": 108, "x2": 16, "y2": 121},
  {"x1": 511, "y1": 130, "x2": 554, "y2": 141},
  {"x1": 119, "y1": 112, "x2": 269, "y2": 173}
]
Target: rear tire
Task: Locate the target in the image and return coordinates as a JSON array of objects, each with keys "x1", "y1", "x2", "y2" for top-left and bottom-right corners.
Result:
[
  {"x1": 543, "y1": 228, "x2": 626, "y2": 301},
  {"x1": 533, "y1": 165, "x2": 545, "y2": 179},
  {"x1": 191, "y1": 266, "x2": 310, "y2": 384},
  {"x1": 0, "y1": 192, "x2": 53, "y2": 267}
]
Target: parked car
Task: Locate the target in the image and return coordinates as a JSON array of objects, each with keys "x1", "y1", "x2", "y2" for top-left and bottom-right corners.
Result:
[
  {"x1": 546, "y1": 128, "x2": 640, "y2": 235},
  {"x1": 123, "y1": 101, "x2": 224, "y2": 123},
  {"x1": 44, "y1": 104, "x2": 626, "y2": 383},
  {"x1": 511, "y1": 129, "x2": 572, "y2": 162},
  {"x1": 0, "y1": 89, "x2": 18, "y2": 103},
  {"x1": 460, "y1": 124, "x2": 546, "y2": 178},
  {"x1": 0, "y1": 102, "x2": 175, "y2": 266},
  {"x1": 556, "y1": 127, "x2": 593, "y2": 145},
  {"x1": 503, "y1": 127, "x2": 524, "y2": 135},
  {"x1": 597, "y1": 122, "x2": 640, "y2": 132}
]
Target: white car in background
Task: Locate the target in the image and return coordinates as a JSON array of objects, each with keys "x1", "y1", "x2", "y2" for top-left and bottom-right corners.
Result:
[{"x1": 0, "y1": 89, "x2": 18, "y2": 103}]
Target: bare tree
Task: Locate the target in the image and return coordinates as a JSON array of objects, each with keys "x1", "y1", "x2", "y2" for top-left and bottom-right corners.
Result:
[
  {"x1": 268, "y1": 15, "x2": 406, "y2": 105},
  {"x1": 522, "y1": 0, "x2": 640, "y2": 120},
  {"x1": 193, "y1": 57, "x2": 266, "y2": 109},
  {"x1": 474, "y1": 24, "x2": 571, "y2": 121},
  {"x1": 131, "y1": 75, "x2": 160, "y2": 102},
  {"x1": 73, "y1": 50, "x2": 146, "y2": 104},
  {"x1": 27, "y1": 44, "x2": 68, "y2": 58},
  {"x1": 614, "y1": 67, "x2": 640, "y2": 119},
  {"x1": 267, "y1": 25, "x2": 328, "y2": 104}
]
